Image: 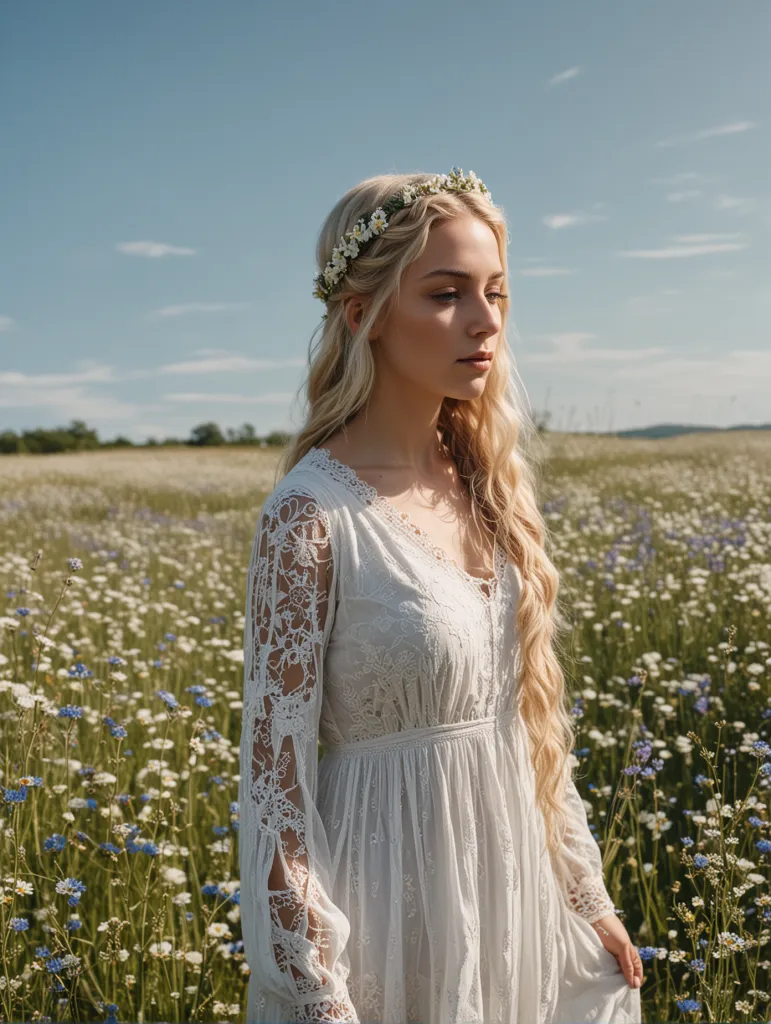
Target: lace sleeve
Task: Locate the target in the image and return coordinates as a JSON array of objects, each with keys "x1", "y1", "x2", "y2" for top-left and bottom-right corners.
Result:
[
  {"x1": 551, "y1": 769, "x2": 617, "y2": 925},
  {"x1": 238, "y1": 488, "x2": 359, "y2": 1023}
]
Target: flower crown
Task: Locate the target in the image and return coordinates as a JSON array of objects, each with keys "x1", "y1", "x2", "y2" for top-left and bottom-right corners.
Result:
[{"x1": 312, "y1": 166, "x2": 493, "y2": 309}]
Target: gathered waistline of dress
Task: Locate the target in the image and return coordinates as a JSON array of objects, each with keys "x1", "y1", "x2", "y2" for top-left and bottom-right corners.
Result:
[{"x1": 321, "y1": 705, "x2": 520, "y2": 758}]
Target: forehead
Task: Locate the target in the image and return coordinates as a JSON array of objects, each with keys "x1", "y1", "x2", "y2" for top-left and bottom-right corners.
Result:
[{"x1": 409, "y1": 215, "x2": 502, "y2": 275}]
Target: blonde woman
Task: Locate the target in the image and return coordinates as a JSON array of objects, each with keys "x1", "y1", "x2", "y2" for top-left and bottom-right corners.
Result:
[{"x1": 238, "y1": 169, "x2": 644, "y2": 1024}]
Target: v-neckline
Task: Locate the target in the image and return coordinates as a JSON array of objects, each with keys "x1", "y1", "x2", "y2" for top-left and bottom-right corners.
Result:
[{"x1": 305, "y1": 445, "x2": 506, "y2": 603}]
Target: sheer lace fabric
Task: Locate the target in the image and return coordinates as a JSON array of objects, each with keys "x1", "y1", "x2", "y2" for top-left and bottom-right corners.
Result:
[{"x1": 238, "y1": 447, "x2": 642, "y2": 1024}]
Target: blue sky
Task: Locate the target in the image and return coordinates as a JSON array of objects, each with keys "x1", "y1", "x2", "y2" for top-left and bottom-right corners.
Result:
[{"x1": 2, "y1": 1, "x2": 768, "y2": 441}]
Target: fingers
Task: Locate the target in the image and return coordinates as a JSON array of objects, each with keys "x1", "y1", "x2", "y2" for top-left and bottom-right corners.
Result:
[{"x1": 625, "y1": 945, "x2": 643, "y2": 989}]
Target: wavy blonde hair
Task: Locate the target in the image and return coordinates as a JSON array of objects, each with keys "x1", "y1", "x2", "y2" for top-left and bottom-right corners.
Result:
[{"x1": 274, "y1": 171, "x2": 578, "y2": 859}]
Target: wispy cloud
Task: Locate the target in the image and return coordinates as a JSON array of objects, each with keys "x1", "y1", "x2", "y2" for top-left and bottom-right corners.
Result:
[
  {"x1": 713, "y1": 194, "x2": 757, "y2": 216},
  {"x1": 519, "y1": 266, "x2": 577, "y2": 277},
  {"x1": 150, "y1": 302, "x2": 251, "y2": 318},
  {"x1": 656, "y1": 120, "x2": 757, "y2": 148},
  {"x1": 156, "y1": 353, "x2": 305, "y2": 374},
  {"x1": 666, "y1": 190, "x2": 703, "y2": 203},
  {"x1": 116, "y1": 241, "x2": 197, "y2": 258},
  {"x1": 0, "y1": 362, "x2": 138, "y2": 419},
  {"x1": 618, "y1": 232, "x2": 747, "y2": 259},
  {"x1": 607, "y1": 349, "x2": 771, "y2": 395},
  {"x1": 548, "y1": 66, "x2": 581, "y2": 86},
  {"x1": 524, "y1": 333, "x2": 666, "y2": 365},
  {"x1": 0, "y1": 315, "x2": 15, "y2": 333},
  {"x1": 542, "y1": 204, "x2": 606, "y2": 230},
  {"x1": 0, "y1": 364, "x2": 116, "y2": 388},
  {"x1": 524, "y1": 335, "x2": 770, "y2": 397},
  {"x1": 164, "y1": 391, "x2": 295, "y2": 404}
]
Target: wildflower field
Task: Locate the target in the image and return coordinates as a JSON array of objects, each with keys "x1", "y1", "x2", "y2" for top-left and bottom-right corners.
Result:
[{"x1": 0, "y1": 433, "x2": 769, "y2": 1024}]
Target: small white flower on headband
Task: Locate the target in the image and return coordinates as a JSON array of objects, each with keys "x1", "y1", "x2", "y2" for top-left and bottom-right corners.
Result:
[{"x1": 313, "y1": 167, "x2": 493, "y2": 311}]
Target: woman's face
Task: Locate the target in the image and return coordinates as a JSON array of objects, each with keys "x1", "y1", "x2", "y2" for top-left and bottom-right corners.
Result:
[{"x1": 348, "y1": 213, "x2": 506, "y2": 400}]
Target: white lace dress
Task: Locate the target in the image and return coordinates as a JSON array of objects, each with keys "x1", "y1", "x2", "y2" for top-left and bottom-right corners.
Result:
[{"x1": 238, "y1": 446, "x2": 643, "y2": 1024}]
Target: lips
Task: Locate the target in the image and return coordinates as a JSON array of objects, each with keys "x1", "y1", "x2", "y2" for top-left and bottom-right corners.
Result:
[{"x1": 458, "y1": 353, "x2": 493, "y2": 361}]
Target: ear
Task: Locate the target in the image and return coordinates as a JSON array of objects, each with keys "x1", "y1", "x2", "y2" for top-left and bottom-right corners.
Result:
[
  {"x1": 344, "y1": 295, "x2": 381, "y2": 341},
  {"x1": 343, "y1": 295, "x2": 365, "y2": 335}
]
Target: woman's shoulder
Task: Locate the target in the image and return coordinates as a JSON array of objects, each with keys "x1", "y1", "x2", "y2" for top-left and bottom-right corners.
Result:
[{"x1": 257, "y1": 450, "x2": 348, "y2": 528}]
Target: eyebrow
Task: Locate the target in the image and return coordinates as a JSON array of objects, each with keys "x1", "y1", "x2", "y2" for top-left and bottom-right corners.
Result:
[{"x1": 420, "y1": 268, "x2": 506, "y2": 281}]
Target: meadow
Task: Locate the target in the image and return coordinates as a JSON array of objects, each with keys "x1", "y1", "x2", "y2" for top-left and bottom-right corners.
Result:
[{"x1": 0, "y1": 433, "x2": 769, "y2": 1024}]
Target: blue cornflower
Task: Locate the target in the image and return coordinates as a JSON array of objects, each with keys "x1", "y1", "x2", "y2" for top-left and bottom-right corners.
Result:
[
  {"x1": 4, "y1": 785, "x2": 28, "y2": 803},
  {"x1": 99, "y1": 842, "x2": 121, "y2": 856},
  {"x1": 755, "y1": 839, "x2": 771, "y2": 854},
  {"x1": 58, "y1": 705, "x2": 83, "y2": 719},
  {"x1": 693, "y1": 854, "x2": 709, "y2": 868},
  {"x1": 164, "y1": 632, "x2": 177, "y2": 641},
  {"x1": 68, "y1": 662, "x2": 93, "y2": 679},
  {"x1": 9, "y1": 917, "x2": 29, "y2": 931},
  {"x1": 187, "y1": 684, "x2": 207, "y2": 695},
  {"x1": 44, "y1": 833, "x2": 67, "y2": 852},
  {"x1": 157, "y1": 689, "x2": 179, "y2": 710},
  {"x1": 45, "y1": 957, "x2": 65, "y2": 974},
  {"x1": 201, "y1": 883, "x2": 220, "y2": 896},
  {"x1": 16, "y1": 607, "x2": 31, "y2": 617},
  {"x1": 195, "y1": 695, "x2": 213, "y2": 708},
  {"x1": 675, "y1": 999, "x2": 701, "y2": 1012},
  {"x1": 55, "y1": 877, "x2": 86, "y2": 907},
  {"x1": 694, "y1": 696, "x2": 710, "y2": 715}
]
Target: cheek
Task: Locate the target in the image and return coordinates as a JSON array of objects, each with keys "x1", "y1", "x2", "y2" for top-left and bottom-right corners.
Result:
[{"x1": 395, "y1": 310, "x2": 453, "y2": 372}]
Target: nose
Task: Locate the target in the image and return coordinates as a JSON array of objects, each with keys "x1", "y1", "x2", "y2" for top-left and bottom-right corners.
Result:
[{"x1": 469, "y1": 295, "x2": 501, "y2": 334}]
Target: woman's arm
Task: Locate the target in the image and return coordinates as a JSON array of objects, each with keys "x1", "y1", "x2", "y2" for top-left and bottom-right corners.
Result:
[
  {"x1": 550, "y1": 768, "x2": 617, "y2": 925},
  {"x1": 239, "y1": 488, "x2": 359, "y2": 1023}
]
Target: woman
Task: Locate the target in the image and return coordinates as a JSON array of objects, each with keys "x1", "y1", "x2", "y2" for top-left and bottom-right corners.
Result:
[{"x1": 238, "y1": 168, "x2": 644, "y2": 1023}]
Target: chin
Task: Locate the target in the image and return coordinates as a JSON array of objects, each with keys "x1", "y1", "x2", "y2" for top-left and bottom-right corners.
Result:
[{"x1": 446, "y1": 383, "x2": 487, "y2": 400}]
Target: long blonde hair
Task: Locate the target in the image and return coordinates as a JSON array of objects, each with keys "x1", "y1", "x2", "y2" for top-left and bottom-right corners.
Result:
[{"x1": 275, "y1": 171, "x2": 578, "y2": 858}]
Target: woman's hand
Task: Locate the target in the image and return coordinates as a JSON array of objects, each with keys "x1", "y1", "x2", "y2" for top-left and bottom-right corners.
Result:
[{"x1": 591, "y1": 914, "x2": 643, "y2": 990}]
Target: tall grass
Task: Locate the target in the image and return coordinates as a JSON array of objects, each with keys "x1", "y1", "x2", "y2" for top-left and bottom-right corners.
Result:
[{"x1": 0, "y1": 436, "x2": 769, "y2": 1023}]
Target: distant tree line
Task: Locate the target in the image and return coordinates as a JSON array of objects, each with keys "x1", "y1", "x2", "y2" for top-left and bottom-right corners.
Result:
[{"x1": 0, "y1": 420, "x2": 294, "y2": 455}]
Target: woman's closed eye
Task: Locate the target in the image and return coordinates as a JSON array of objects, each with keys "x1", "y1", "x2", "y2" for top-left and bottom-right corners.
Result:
[{"x1": 432, "y1": 291, "x2": 508, "y2": 304}]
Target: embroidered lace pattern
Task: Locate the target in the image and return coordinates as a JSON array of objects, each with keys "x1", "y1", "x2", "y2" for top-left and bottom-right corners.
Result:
[
  {"x1": 554, "y1": 774, "x2": 617, "y2": 925},
  {"x1": 240, "y1": 487, "x2": 359, "y2": 1022},
  {"x1": 306, "y1": 445, "x2": 507, "y2": 603}
]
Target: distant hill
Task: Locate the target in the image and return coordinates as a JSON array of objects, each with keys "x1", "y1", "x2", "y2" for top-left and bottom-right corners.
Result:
[{"x1": 604, "y1": 423, "x2": 771, "y2": 440}]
